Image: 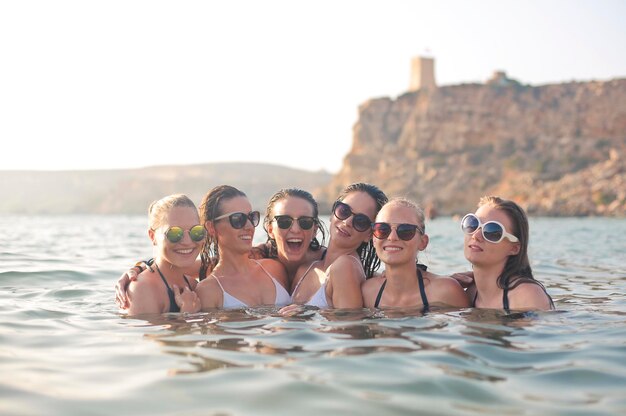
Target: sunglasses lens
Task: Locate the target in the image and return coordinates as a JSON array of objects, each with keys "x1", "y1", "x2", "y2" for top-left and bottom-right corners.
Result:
[
  {"x1": 333, "y1": 202, "x2": 351, "y2": 220},
  {"x1": 165, "y1": 227, "x2": 184, "y2": 243},
  {"x1": 461, "y1": 214, "x2": 480, "y2": 234},
  {"x1": 353, "y1": 214, "x2": 372, "y2": 232},
  {"x1": 396, "y1": 224, "x2": 418, "y2": 241},
  {"x1": 189, "y1": 225, "x2": 206, "y2": 242},
  {"x1": 298, "y1": 217, "x2": 315, "y2": 230},
  {"x1": 275, "y1": 216, "x2": 293, "y2": 230},
  {"x1": 372, "y1": 223, "x2": 391, "y2": 239},
  {"x1": 482, "y1": 222, "x2": 504, "y2": 243},
  {"x1": 229, "y1": 213, "x2": 247, "y2": 229},
  {"x1": 249, "y1": 211, "x2": 260, "y2": 227}
]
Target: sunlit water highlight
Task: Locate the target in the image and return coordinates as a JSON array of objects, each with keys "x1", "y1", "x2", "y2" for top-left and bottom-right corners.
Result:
[{"x1": 1, "y1": 215, "x2": 625, "y2": 415}]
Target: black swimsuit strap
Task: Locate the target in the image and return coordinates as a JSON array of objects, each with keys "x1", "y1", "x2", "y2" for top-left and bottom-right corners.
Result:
[
  {"x1": 416, "y1": 267, "x2": 429, "y2": 311},
  {"x1": 503, "y1": 286, "x2": 510, "y2": 311},
  {"x1": 154, "y1": 263, "x2": 192, "y2": 313},
  {"x1": 374, "y1": 264, "x2": 429, "y2": 310},
  {"x1": 374, "y1": 280, "x2": 386, "y2": 308}
]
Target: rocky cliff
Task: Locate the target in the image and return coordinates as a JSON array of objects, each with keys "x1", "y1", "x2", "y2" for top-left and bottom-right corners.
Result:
[{"x1": 320, "y1": 77, "x2": 626, "y2": 216}]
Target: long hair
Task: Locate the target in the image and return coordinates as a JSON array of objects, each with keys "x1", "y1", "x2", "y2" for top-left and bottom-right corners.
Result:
[
  {"x1": 337, "y1": 183, "x2": 388, "y2": 278},
  {"x1": 263, "y1": 188, "x2": 327, "y2": 257},
  {"x1": 198, "y1": 185, "x2": 246, "y2": 280},
  {"x1": 479, "y1": 196, "x2": 553, "y2": 306}
]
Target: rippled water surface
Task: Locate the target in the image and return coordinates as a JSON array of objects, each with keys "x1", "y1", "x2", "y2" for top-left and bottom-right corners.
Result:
[{"x1": 1, "y1": 215, "x2": 625, "y2": 415}]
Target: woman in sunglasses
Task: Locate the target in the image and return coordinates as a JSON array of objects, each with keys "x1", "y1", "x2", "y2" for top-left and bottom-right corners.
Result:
[
  {"x1": 461, "y1": 196, "x2": 553, "y2": 311},
  {"x1": 285, "y1": 183, "x2": 387, "y2": 309},
  {"x1": 126, "y1": 194, "x2": 203, "y2": 315},
  {"x1": 260, "y1": 188, "x2": 327, "y2": 283},
  {"x1": 193, "y1": 185, "x2": 291, "y2": 309},
  {"x1": 362, "y1": 198, "x2": 469, "y2": 310}
]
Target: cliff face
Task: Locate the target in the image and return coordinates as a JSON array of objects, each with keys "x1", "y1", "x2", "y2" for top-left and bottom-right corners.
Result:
[{"x1": 321, "y1": 78, "x2": 626, "y2": 216}]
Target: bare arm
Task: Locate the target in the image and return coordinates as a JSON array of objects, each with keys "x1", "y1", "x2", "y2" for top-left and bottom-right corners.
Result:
[
  {"x1": 195, "y1": 278, "x2": 222, "y2": 310},
  {"x1": 508, "y1": 283, "x2": 553, "y2": 311},
  {"x1": 126, "y1": 277, "x2": 164, "y2": 315},
  {"x1": 327, "y1": 256, "x2": 365, "y2": 309}
]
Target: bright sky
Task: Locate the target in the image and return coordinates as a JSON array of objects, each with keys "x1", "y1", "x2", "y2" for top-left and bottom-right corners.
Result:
[{"x1": 1, "y1": 0, "x2": 624, "y2": 173}]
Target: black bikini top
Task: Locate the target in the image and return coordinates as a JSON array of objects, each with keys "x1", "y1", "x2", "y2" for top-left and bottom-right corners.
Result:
[{"x1": 374, "y1": 264, "x2": 429, "y2": 312}]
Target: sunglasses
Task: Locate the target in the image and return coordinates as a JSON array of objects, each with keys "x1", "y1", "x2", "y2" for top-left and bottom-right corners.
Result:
[
  {"x1": 372, "y1": 222, "x2": 423, "y2": 241},
  {"x1": 332, "y1": 201, "x2": 372, "y2": 232},
  {"x1": 273, "y1": 215, "x2": 316, "y2": 230},
  {"x1": 214, "y1": 211, "x2": 261, "y2": 229},
  {"x1": 461, "y1": 213, "x2": 519, "y2": 243},
  {"x1": 163, "y1": 225, "x2": 206, "y2": 243}
]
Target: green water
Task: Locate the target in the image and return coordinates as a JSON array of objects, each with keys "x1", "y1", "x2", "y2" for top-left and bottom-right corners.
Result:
[{"x1": 1, "y1": 215, "x2": 625, "y2": 415}]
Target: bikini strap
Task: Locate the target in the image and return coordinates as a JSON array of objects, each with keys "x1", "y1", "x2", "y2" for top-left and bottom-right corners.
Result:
[
  {"x1": 154, "y1": 263, "x2": 179, "y2": 313},
  {"x1": 472, "y1": 290, "x2": 478, "y2": 307},
  {"x1": 291, "y1": 260, "x2": 320, "y2": 295},
  {"x1": 210, "y1": 273, "x2": 227, "y2": 293},
  {"x1": 374, "y1": 279, "x2": 387, "y2": 308},
  {"x1": 416, "y1": 266, "x2": 429, "y2": 311},
  {"x1": 503, "y1": 285, "x2": 510, "y2": 311},
  {"x1": 251, "y1": 259, "x2": 277, "y2": 282}
]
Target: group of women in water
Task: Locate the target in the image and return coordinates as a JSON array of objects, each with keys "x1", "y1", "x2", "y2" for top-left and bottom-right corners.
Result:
[{"x1": 115, "y1": 182, "x2": 554, "y2": 315}]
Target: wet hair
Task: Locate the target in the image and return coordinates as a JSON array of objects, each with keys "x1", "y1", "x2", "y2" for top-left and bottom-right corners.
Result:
[
  {"x1": 336, "y1": 183, "x2": 388, "y2": 278},
  {"x1": 263, "y1": 188, "x2": 327, "y2": 257},
  {"x1": 383, "y1": 197, "x2": 426, "y2": 234},
  {"x1": 478, "y1": 196, "x2": 553, "y2": 306},
  {"x1": 148, "y1": 194, "x2": 198, "y2": 230},
  {"x1": 198, "y1": 185, "x2": 247, "y2": 280}
]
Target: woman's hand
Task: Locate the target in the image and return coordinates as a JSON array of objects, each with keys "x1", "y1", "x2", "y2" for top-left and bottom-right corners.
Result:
[
  {"x1": 115, "y1": 262, "x2": 149, "y2": 309},
  {"x1": 450, "y1": 271, "x2": 474, "y2": 288},
  {"x1": 174, "y1": 285, "x2": 201, "y2": 314},
  {"x1": 278, "y1": 303, "x2": 307, "y2": 316}
]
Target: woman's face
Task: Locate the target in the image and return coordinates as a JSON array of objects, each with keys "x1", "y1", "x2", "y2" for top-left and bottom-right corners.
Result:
[
  {"x1": 210, "y1": 196, "x2": 256, "y2": 254},
  {"x1": 330, "y1": 191, "x2": 377, "y2": 250},
  {"x1": 373, "y1": 203, "x2": 427, "y2": 267},
  {"x1": 151, "y1": 206, "x2": 203, "y2": 269},
  {"x1": 463, "y1": 204, "x2": 520, "y2": 267},
  {"x1": 267, "y1": 196, "x2": 317, "y2": 264}
]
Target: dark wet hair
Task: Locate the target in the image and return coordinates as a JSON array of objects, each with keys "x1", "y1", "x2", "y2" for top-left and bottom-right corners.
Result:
[
  {"x1": 198, "y1": 185, "x2": 246, "y2": 280},
  {"x1": 337, "y1": 182, "x2": 388, "y2": 278},
  {"x1": 478, "y1": 196, "x2": 553, "y2": 307},
  {"x1": 263, "y1": 188, "x2": 326, "y2": 257}
]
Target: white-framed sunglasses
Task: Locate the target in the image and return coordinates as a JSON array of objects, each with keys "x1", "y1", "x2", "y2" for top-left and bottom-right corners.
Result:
[{"x1": 461, "y1": 213, "x2": 519, "y2": 243}]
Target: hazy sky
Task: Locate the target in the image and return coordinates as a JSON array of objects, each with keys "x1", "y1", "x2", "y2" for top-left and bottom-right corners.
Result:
[{"x1": 1, "y1": 0, "x2": 624, "y2": 173}]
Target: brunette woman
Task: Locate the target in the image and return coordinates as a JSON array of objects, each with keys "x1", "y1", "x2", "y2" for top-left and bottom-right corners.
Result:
[{"x1": 461, "y1": 196, "x2": 554, "y2": 311}]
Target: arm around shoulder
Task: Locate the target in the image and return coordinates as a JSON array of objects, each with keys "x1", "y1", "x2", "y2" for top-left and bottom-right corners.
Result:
[{"x1": 126, "y1": 276, "x2": 163, "y2": 315}]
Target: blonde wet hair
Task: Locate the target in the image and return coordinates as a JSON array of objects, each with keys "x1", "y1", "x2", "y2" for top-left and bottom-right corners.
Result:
[
  {"x1": 383, "y1": 197, "x2": 426, "y2": 233},
  {"x1": 148, "y1": 194, "x2": 198, "y2": 230}
]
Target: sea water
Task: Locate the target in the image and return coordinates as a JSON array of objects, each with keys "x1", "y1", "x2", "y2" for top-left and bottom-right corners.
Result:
[{"x1": 0, "y1": 215, "x2": 625, "y2": 415}]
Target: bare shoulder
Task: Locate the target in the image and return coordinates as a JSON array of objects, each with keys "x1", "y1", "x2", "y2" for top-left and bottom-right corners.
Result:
[
  {"x1": 128, "y1": 270, "x2": 159, "y2": 295},
  {"x1": 361, "y1": 275, "x2": 385, "y2": 308},
  {"x1": 509, "y1": 282, "x2": 552, "y2": 311},
  {"x1": 425, "y1": 272, "x2": 469, "y2": 308},
  {"x1": 330, "y1": 255, "x2": 365, "y2": 283},
  {"x1": 256, "y1": 258, "x2": 289, "y2": 286},
  {"x1": 194, "y1": 275, "x2": 222, "y2": 309}
]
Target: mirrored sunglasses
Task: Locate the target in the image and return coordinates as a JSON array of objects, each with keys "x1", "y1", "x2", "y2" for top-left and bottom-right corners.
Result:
[
  {"x1": 372, "y1": 222, "x2": 422, "y2": 241},
  {"x1": 461, "y1": 213, "x2": 519, "y2": 243},
  {"x1": 164, "y1": 225, "x2": 206, "y2": 243}
]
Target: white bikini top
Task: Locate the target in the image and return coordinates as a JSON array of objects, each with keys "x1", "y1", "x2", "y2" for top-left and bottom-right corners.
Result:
[
  {"x1": 211, "y1": 260, "x2": 291, "y2": 309},
  {"x1": 292, "y1": 255, "x2": 363, "y2": 308}
]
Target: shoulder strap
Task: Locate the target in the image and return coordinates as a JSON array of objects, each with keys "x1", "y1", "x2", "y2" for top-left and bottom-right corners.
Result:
[
  {"x1": 155, "y1": 263, "x2": 179, "y2": 313},
  {"x1": 374, "y1": 280, "x2": 387, "y2": 308},
  {"x1": 211, "y1": 273, "x2": 226, "y2": 293},
  {"x1": 503, "y1": 285, "x2": 510, "y2": 311},
  {"x1": 291, "y1": 260, "x2": 320, "y2": 295},
  {"x1": 416, "y1": 267, "x2": 429, "y2": 311}
]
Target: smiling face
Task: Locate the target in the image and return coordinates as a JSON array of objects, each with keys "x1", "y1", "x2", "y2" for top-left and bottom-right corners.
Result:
[
  {"x1": 150, "y1": 205, "x2": 203, "y2": 269},
  {"x1": 330, "y1": 191, "x2": 377, "y2": 250},
  {"x1": 267, "y1": 195, "x2": 317, "y2": 265},
  {"x1": 464, "y1": 204, "x2": 520, "y2": 268},
  {"x1": 209, "y1": 195, "x2": 256, "y2": 254},
  {"x1": 373, "y1": 202, "x2": 428, "y2": 267}
]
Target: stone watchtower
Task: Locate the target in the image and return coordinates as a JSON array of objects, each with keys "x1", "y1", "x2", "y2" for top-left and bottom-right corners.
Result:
[{"x1": 409, "y1": 55, "x2": 436, "y2": 91}]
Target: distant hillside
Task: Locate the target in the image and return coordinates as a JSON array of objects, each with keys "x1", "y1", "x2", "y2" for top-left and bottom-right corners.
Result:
[
  {"x1": 0, "y1": 163, "x2": 332, "y2": 215},
  {"x1": 318, "y1": 77, "x2": 626, "y2": 216}
]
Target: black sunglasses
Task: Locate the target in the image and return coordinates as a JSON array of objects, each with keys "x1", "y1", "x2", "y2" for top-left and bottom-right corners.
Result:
[
  {"x1": 273, "y1": 215, "x2": 316, "y2": 230},
  {"x1": 214, "y1": 211, "x2": 261, "y2": 229},
  {"x1": 162, "y1": 225, "x2": 206, "y2": 243},
  {"x1": 332, "y1": 201, "x2": 372, "y2": 232},
  {"x1": 372, "y1": 222, "x2": 422, "y2": 241}
]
